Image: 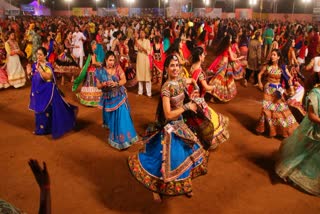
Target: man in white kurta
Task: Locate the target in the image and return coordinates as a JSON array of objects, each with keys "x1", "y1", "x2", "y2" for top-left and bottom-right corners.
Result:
[
  {"x1": 135, "y1": 30, "x2": 152, "y2": 97},
  {"x1": 72, "y1": 26, "x2": 86, "y2": 68}
]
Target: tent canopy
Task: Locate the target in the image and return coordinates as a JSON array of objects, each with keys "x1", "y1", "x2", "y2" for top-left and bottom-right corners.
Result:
[{"x1": 1, "y1": 0, "x2": 20, "y2": 10}]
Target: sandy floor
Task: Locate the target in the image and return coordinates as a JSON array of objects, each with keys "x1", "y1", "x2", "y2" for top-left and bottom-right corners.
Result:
[{"x1": 0, "y1": 54, "x2": 319, "y2": 214}]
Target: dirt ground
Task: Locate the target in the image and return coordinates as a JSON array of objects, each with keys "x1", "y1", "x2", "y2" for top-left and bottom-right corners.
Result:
[{"x1": 0, "y1": 54, "x2": 320, "y2": 214}]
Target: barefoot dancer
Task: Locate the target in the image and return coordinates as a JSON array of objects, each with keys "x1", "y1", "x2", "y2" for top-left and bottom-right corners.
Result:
[{"x1": 128, "y1": 55, "x2": 208, "y2": 202}]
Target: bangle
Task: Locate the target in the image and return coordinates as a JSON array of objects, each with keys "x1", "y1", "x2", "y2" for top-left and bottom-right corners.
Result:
[{"x1": 117, "y1": 82, "x2": 119, "y2": 87}]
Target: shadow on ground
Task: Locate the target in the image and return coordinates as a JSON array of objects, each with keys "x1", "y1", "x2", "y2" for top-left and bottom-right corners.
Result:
[{"x1": 64, "y1": 148, "x2": 170, "y2": 213}]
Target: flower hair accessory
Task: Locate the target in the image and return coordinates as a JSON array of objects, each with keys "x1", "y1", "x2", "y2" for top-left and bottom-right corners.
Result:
[{"x1": 172, "y1": 55, "x2": 178, "y2": 61}]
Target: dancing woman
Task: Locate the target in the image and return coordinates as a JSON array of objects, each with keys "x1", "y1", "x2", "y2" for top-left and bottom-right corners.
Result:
[
  {"x1": 165, "y1": 38, "x2": 190, "y2": 78},
  {"x1": 188, "y1": 47, "x2": 230, "y2": 149},
  {"x1": 119, "y1": 36, "x2": 137, "y2": 88},
  {"x1": 27, "y1": 47, "x2": 78, "y2": 139},
  {"x1": 55, "y1": 30, "x2": 80, "y2": 85},
  {"x1": 151, "y1": 35, "x2": 164, "y2": 84},
  {"x1": 72, "y1": 40, "x2": 104, "y2": 107},
  {"x1": 95, "y1": 51, "x2": 138, "y2": 150},
  {"x1": 275, "y1": 72, "x2": 320, "y2": 196},
  {"x1": 0, "y1": 32, "x2": 9, "y2": 89},
  {"x1": 128, "y1": 55, "x2": 209, "y2": 202},
  {"x1": 280, "y1": 38, "x2": 306, "y2": 123},
  {"x1": 256, "y1": 49, "x2": 298, "y2": 138},
  {"x1": 207, "y1": 35, "x2": 243, "y2": 102},
  {"x1": 5, "y1": 31, "x2": 26, "y2": 88},
  {"x1": 230, "y1": 35, "x2": 245, "y2": 80}
]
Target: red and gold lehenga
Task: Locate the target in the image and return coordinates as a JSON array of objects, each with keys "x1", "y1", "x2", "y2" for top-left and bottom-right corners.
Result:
[
  {"x1": 284, "y1": 65, "x2": 306, "y2": 123},
  {"x1": 119, "y1": 43, "x2": 137, "y2": 88},
  {"x1": 188, "y1": 67, "x2": 230, "y2": 148},
  {"x1": 128, "y1": 78, "x2": 208, "y2": 196},
  {"x1": 54, "y1": 38, "x2": 80, "y2": 85},
  {"x1": 256, "y1": 66, "x2": 299, "y2": 137},
  {"x1": 152, "y1": 43, "x2": 164, "y2": 84},
  {"x1": 207, "y1": 49, "x2": 237, "y2": 102},
  {"x1": 0, "y1": 37, "x2": 9, "y2": 89},
  {"x1": 229, "y1": 43, "x2": 245, "y2": 80}
]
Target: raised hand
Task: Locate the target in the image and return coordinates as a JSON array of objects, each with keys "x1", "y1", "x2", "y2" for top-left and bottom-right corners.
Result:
[
  {"x1": 26, "y1": 63, "x2": 32, "y2": 75},
  {"x1": 28, "y1": 159, "x2": 50, "y2": 189}
]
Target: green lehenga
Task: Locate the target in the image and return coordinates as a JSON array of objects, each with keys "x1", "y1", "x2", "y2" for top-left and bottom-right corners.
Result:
[{"x1": 275, "y1": 87, "x2": 320, "y2": 196}]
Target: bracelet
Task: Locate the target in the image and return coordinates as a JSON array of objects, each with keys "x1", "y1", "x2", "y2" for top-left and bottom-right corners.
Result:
[{"x1": 194, "y1": 85, "x2": 200, "y2": 91}]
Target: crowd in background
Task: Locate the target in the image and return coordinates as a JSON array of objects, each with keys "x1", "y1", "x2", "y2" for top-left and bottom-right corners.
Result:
[{"x1": 1, "y1": 15, "x2": 320, "y2": 210}]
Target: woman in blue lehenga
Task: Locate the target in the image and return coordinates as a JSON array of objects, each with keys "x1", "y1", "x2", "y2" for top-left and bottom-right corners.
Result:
[
  {"x1": 128, "y1": 55, "x2": 209, "y2": 202},
  {"x1": 27, "y1": 47, "x2": 77, "y2": 139},
  {"x1": 275, "y1": 72, "x2": 320, "y2": 196},
  {"x1": 95, "y1": 51, "x2": 138, "y2": 150}
]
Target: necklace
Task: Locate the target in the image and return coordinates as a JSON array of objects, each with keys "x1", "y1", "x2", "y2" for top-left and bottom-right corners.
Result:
[{"x1": 168, "y1": 79, "x2": 178, "y2": 85}]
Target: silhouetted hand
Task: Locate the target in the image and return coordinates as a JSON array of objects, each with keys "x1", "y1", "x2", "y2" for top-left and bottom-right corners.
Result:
[{"x1": 28, "y1": 159, "x2": 50, "y2": 189}]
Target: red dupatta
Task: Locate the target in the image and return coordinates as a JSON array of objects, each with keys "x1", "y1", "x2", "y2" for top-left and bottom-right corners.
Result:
[{"x1": 188, "y1": 68, "x2": 203, "y2": 96}]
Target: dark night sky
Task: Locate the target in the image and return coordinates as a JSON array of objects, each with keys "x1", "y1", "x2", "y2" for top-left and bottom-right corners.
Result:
[{"x1": 11, "y1": 0, "x2": 315, "y2": 13}]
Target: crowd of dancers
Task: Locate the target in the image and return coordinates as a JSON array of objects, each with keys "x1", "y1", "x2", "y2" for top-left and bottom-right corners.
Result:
[{"x1": 1, "y1": 15, "x2": 320, "y2": 210}]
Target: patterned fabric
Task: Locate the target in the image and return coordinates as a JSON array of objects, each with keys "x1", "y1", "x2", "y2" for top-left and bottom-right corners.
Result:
[
  {"x1": 275, "y1": 87, "x2": 320, "y2": 196},
  {"x1": 208, "y1": 60, "x2": 237, "y2": 102},
  {"x1": 230, "y1": 44, "x2": 244, "y2": 80},
  {"x1": 31, "y1": 32, "x2": 41, "y2": 62},
  {"x1": 228, "y1": 60, "x2": 244, "y2": 80},
  {"x1": 287, "y1": 85, "x2": 306, "y2": 123},
  {"x1": 0, "y1": 199, "x2": 24, "y2": 214},
  {"x1": 256, "y1": 66, "x2": 298, "y2": 137},
  {"x1": 95, "y1": 66, "x2": 138, "y2": 150},
  {"x1": 128, "y1": 150, "x2": 208, "y2": 196},
  {"x1": 188, "y1": 67, "x2": 230, "y2": 148},
  {"x1": 0, "y1": 67, "x2": 10, "y2": 89},
  {"x1": 207, "y1": 50, "x2": 237, "y2": 102},
  {"x1": 161, "y1": 78, "x2": 186, "y2": 99},
  {"x1": 75, "y1": 52, "x2": 104, "y2": 107},
  {"x1": 119, "y1": 45, "x2": 137, "y2": 88},
  {"x1": 208, "y1": 107, "x2": 230, "y2": 147},
  {"x1": 76, "y1": 65, "x2": 102, "y2": 107},
  {"x1": 5, "y1": 40, "x2": 25, "y2": 88},
  {"x1": 104, "y1": 101, "x2": 138, "y2": 150},
  {"x1": 128, "y1": 79, "x2": 208, "y2": 195},
  {"x1": 54, "y1": 39, "x2": 80, "y2": 75}
]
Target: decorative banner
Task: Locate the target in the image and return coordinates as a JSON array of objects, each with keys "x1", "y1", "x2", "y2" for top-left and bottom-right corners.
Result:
[
  {"x1": 226, "y1": 13, "x2": 235, "y2": 18},
  {"x1": 180, "y1": 12, "x2": 193, "y2": 18},
  {"x1": 4, "y1": 10, "x2": 20, "y2": 16},
  {"x1": 117, "y1": 8, "x2": 129, "y2": 16},
  {"x1": 193, "y1": 8, "x2": 222, "y2": 18},
  {"x1": 98, "y1": 8, "x2": 164, "y2": 17},
  {"x1": 97, "y1": 8, "x2": 118, "y2": 16},
  {"x1": 129, "y1": 8, "x2": 141, "y2": 16},
  {"x1": 252, "y1": 12, "x2": 268, "y2": 20},
  {"x1": 20, "y1": 4, "x2": 35, "y2": 13},
  {"x1": 72, "y1": 8, "x2": 93, "y2": 16},
  {"x1": 235, "y1": 8, "x2": 253, "y2": 19},
  {"x1": 313, "y1": 0, "x2": 320, "y2": 22}
]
